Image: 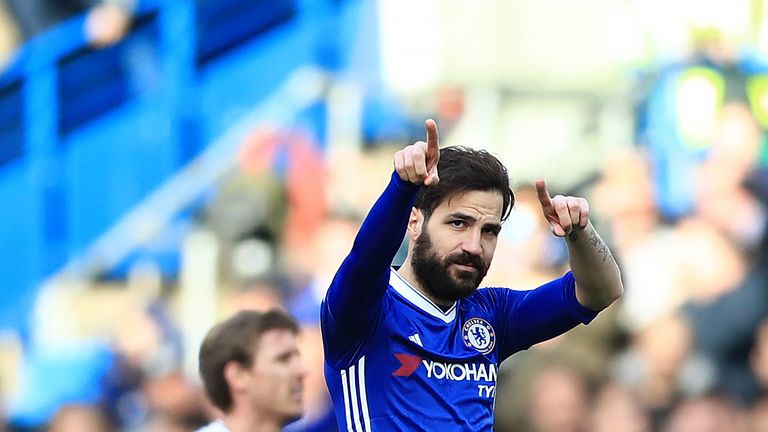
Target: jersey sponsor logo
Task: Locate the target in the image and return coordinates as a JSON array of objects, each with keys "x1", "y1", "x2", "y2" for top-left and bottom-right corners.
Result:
[
  {"x1": 392, "y1": 353, "x2": 423, "y2": 377},
  {"x1": 392, "y1": 354, "x2": 497, "y2": 383},
  {"x1": 422, "y1": 359, "x2": 497, "y2": 382},
  {"x1": 462, "y1": 317, "x2": 496, "y2": 354}
]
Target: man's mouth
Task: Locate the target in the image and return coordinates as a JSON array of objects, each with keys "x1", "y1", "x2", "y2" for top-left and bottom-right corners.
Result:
[
  {"x1": 453, "y1": 263, "x2": 477, "y2": 272},
  {"x1": 291, "y1": 385, "x2": 304, "y2": 399}
]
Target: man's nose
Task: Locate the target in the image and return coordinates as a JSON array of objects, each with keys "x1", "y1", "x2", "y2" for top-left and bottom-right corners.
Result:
[
  {"x1": 296, "y1": 360, "x2": 309, "y2": 379},
  {"x1": 461, "y1": 231, "x2": 483, "y2": 256}
]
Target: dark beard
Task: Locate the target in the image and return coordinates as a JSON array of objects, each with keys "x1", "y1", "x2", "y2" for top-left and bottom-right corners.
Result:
[{"x1": 410, "y1": 228, "x2": 489, "y2": 305}]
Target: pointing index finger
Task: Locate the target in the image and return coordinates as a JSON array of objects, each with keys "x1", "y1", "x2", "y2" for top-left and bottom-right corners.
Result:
[
  {"x1": 425, "y1": 119, "x2": 439, "y2": 154},
  {"x1": 423, "y1": 119, "x2": 441, "y2": 185},
  {"x1": 535, "y1": 179, "x2": 553, "y2": 210}
]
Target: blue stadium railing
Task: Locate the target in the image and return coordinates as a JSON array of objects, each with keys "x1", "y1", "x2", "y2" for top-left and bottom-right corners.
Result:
[{"x1": 0, "y1": 0, "x2": 361, "y2": 333}]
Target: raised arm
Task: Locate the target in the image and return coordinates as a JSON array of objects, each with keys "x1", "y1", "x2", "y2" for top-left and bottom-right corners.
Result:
[
  {"x1": 324, "y1": 120, "x2": 441, "y2": 328},
  {"x1": 535, "y1": 179, "x2": 623, "y2": 311}
]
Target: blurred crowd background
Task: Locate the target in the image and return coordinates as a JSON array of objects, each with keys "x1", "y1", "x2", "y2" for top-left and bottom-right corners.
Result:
[{"x1": 1, "y1": 0, "x2": 768, "y2": 431}]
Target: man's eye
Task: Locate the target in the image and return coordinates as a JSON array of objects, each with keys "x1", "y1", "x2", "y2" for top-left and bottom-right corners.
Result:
[{"x1": 451, "y1": 220, "x2": 465, "y2": 228}]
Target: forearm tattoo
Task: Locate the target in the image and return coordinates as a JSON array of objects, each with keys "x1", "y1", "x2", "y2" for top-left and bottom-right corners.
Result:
[
  {"x1": 568, "y1": 229, "x2": 610, "y2": 262},
  {"x1": 589, "y1": 230, "x2": 610, "y2": 262}
]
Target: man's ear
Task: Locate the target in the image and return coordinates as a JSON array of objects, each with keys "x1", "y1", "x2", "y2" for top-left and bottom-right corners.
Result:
[
  {"x1": 224, "y1": 361, "x2": 247, "y2": 393},
  {"x1": 407, "y1": 208, "x2": 424, "y2": 240}
]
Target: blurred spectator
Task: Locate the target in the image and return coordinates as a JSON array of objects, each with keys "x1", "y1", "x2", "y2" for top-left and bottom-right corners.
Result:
[
  {"x1": 4, "y1": 0, "x2": 133, "y2": 47},
  {"x1": 591, "y1": 382, "x2": 651, "y2": 432},
  {"x1": 593, "y1": 149, "x2": 683, "y2": 332},
  {"x1": 691, "y1": 102, "x2": 766, "y2": 251},
  {"x1": 208, "y1": 126, "x2": 328, "y2": 289},
  {"x1": 683, "y1": 265, "x2": 768, "y2": 406},
  {"x1": 207, "y1": 129, "x2": 288, "y2": 281},
  {"x1": 222, "y1": 277, "x2": 335, "y2": 432},
  {"x1": 140, "y1": 370, "x2": 208, "y2": 431},
  {"x1": 48, "y1": 404, "x2": 113, "y2": 432},
  {"x1": 634, "y1": 27, "x2": 768, "y2": 221},
  {"x1": 196, "y1": 309, "x2": 307, "y2": 432},
  {"x1": 596, "y1": 112, "x2": 768, "y2": 407},
  {"x1": 108, "y1": 288, "x2": 197, "y2": 430},
  {"x1": 527, "y1": 364, "x2": 591, "y2": 432},
  {"x1": 663, "y1": 393, "x2": 747, "y2": 432},
  {"x1": 678, "y1": 216, "x2": 768, "y2": 405},
  {"x1": 613, "y1": 313, "x2": 716, "y2": 427}
]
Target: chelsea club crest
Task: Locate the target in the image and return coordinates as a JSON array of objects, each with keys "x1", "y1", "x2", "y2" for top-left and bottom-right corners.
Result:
[{"x1": 463, "y1": 317, "x2": 496, "y2": 354}]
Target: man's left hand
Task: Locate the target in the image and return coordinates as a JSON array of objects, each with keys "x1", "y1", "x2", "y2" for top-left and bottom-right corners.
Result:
[{"x1": 535, "y1": 179, "x2": 590, "y2": 237}]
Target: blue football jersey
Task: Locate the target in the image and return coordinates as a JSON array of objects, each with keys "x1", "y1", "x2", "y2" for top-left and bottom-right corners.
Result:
[{"x1": 321, "y1": 172, "x2": 599, "y2": 431}]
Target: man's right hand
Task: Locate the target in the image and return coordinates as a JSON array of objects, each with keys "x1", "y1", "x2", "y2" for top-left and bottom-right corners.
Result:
[{"x1": 394, "y1": 119, "x2": 440, "y2": 185}]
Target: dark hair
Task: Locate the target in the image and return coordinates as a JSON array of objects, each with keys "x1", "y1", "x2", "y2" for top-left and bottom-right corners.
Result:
[
  {"x1": 198, "y1": 309, "x2": 299, "y2": 412},
  {"x1": 414, "y1": 146, "x2": 514, "y2": 221}
]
